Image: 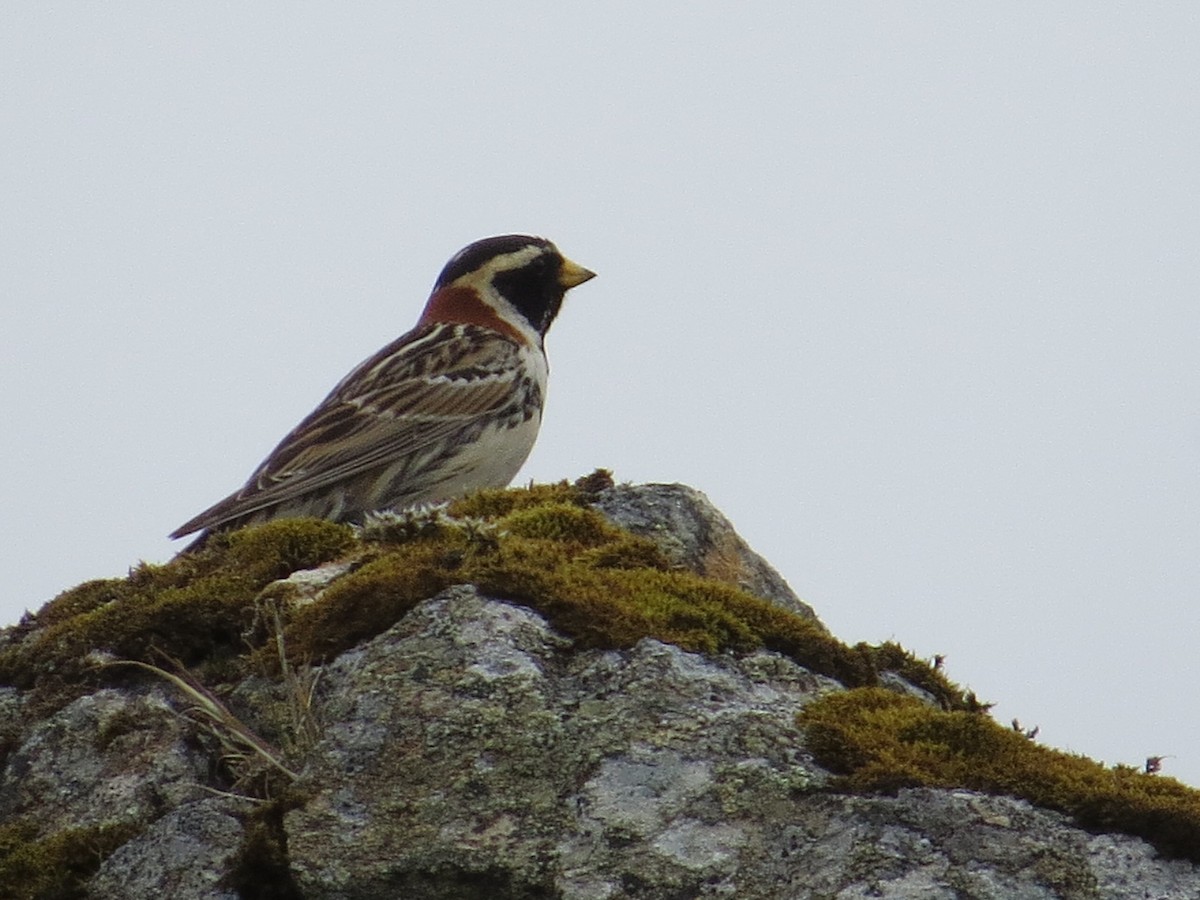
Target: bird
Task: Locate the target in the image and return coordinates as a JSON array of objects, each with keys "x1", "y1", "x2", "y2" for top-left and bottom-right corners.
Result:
[{"x1": 170, "y1": 234, "x2": 595, "y2": 547}]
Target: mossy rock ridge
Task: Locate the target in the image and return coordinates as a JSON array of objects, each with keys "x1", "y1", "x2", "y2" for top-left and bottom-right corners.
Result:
[{"x1": 0, "y1": 476, "x2": 1197, "y2": 897}]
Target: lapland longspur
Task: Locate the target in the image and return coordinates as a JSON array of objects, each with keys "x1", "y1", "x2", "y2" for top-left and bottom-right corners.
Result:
[{"x1": 171, "y1": 234, "x2": 595, "y2": 547}]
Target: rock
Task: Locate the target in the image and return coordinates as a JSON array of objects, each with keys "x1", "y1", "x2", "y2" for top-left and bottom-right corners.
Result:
[
  {"x1": 280, "y1": 587, "x2": 1200, "y2": 900},
  {"x1": 285, "y1": 586, "x2": 833, "y2": 898},
  {"x1": 769, "y1": 789, "x2": 1200, "y2": 900},
  {"x1": 592, "y1": 483, "x2": 818, "y2": 620},
  {"x1": 0, "y1": 481, "x2": 1198, "y2": 898},
  {"x1": 0, "y1": 687, "x2": 24, "y2": 768},
  {"x1": 88, "y1": 799, "x2": 244, "y2": 900},
  {"x1": 0, "y1": 687, "x2": 206, "y2": 832}
]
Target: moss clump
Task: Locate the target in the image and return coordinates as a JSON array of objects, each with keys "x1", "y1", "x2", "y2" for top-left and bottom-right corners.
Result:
[
  {"x1": 0, "y1": 518, "x2": 355, "y2": 710},
  {"x1": 501, "y1": 502, "x2": 617, "y2": 544},
  {"x1": 279, "y1": 499, "x2": 886, "y2": 691},
  {"x1": 445, "y1": 477, "x2": 593, "y2": 519},
  {"x1": 855, "y1": 642, "x2": 986, "y2": 712},
  {"x1": 798, "y1": 687, "x2": 1200, "y2": 862},
  {"x1": 1, "y1": 476, "x2": 965, "y2": 728},
  {"x1": 0, "y1": 819, "x2": 141, "y2": 900}
]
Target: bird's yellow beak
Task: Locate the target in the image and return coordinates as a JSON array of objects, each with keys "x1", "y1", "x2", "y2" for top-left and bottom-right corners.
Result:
[{"x1": 558, "y1": 257, "x2": 597, "y2": 289}]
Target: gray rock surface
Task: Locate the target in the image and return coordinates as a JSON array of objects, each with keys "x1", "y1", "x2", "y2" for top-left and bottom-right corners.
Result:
[
  {"x1": 0, "y1": 482, "x2": 1196, "y2": 898},
  {"x1": 283, "y1": 587, "x2": 1200, "y2": 900},
  {"x1": 0, "y1": 687, "x2": 207, "y2": 832},
  {"x1": 593, "y1": 483, "x2": 818, "y2": 620},
  {"x1": 89, "y1": 799, "x2": 244, "y2": 900},
  {"x1": 285, "y1": 586, "x2": 833, "y2": 898},
  {"x1": 773, "y1": 789, "x2": 1200, "y2": 900}
]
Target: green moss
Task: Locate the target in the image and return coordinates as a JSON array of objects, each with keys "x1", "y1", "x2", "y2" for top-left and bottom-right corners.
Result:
[
  {"x1": 279, "y1": 538, "x2": 457, "y2": 663},
  {"x1": 1, "y1": 479, "x2": 961, "y2": 735},
  {"x1": 24, "y1": 579, "x2": 130, "y2": 630},
  {"x1": 0, "y1": 819, "x2": 141, "y2": 900},
  {"x1": 501, "y1": 502, "x2": 616, "y2": 544},
  {"x1": 92, "y1": 704, "x2": 148, "y2": 752},
  {"x1": 855, "y1": 642, "x2": 986, "y2": 712},
  {"x1": 445, "y1": 477, "x2": 590, "y2": 519},
  {"x1": 0, "y1": 519, "x2": 355, "y2": 710},
  {"x1": 798, "y1": 687, "x2": 1200, "y2": 862},
  {"x1": 218, "y1": 518, "x2": 357, "y2": 579},
  {"x1": 278, "y1": 497, "x2": 884, "y2": 691}
]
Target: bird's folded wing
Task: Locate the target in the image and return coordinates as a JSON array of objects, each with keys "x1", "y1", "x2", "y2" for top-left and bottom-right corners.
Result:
[{"x1": 171, "y1": 324, "x2": 529, "y2": 536}]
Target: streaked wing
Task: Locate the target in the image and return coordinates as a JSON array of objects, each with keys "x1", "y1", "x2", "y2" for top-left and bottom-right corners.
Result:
[{"x1": 172, "y1": 323, "x2": 530, "y2": 535}]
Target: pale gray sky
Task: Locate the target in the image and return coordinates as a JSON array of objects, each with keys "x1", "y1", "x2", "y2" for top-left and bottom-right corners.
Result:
[{"x1": 3, "y1": 5, "x2": 1198, "y2": 787}]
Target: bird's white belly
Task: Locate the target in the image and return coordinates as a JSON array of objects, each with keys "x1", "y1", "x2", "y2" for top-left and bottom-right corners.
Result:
[
  {"x1": 424, "y1": 411, "x2": 543, "y2": 500},
  {"x1": 368, "y1": 346, "x2": 549, "y2": 509}
]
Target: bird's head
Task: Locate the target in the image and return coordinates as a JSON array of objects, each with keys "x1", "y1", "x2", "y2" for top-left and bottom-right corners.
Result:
[{"x1": 425, "y1": 235, "x2": 596, "y2": 344}]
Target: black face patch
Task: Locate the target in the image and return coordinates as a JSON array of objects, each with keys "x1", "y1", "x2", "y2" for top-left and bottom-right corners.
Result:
[
  {"x1": 491, "y1": 253, "x2": 566, "y2": 336},
  {"x1": 434, "y1": 235, "x2": 554, "y2": 289}
]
